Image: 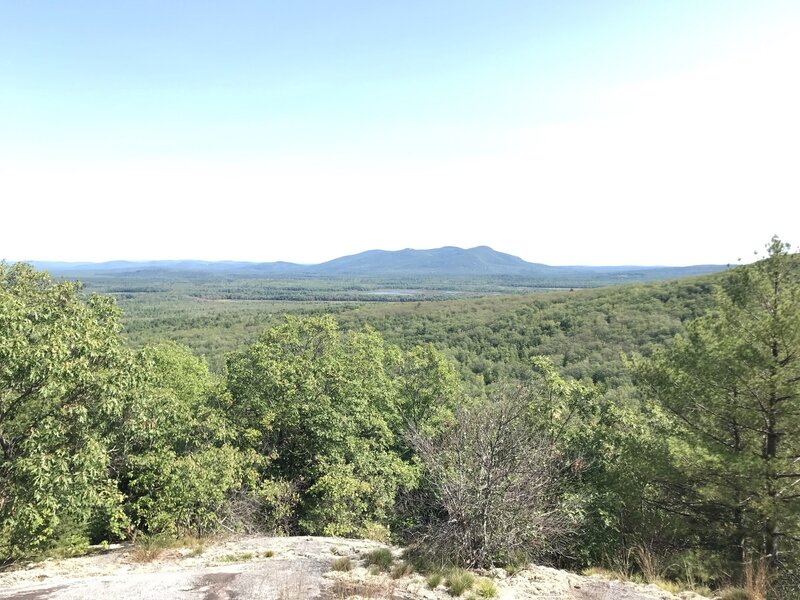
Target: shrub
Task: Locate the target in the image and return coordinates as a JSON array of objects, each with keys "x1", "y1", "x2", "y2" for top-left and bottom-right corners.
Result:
[{"x1": 410, "y1": 384, "x2": 577, "y2": 568}]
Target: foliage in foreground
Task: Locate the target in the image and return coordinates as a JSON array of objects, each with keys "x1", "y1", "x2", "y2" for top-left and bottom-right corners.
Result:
[
  {"x1": 225, "y1": 315, "x2": 461, "y2": 536},
  {"x1": 0, "y1": 263, "x2": 463, "y2": 561}
]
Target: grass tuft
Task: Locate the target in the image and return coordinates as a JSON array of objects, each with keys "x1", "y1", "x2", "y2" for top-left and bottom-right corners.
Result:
[
  {"x1": 718, "y1": 588, "x2": 750, "y2": 600},
  {"x1": 390, "y1": 560, "x2": 414, "y2": 579},
  {"x1": 363, "y1": 548, "x2": 394, "y2": 571},
  {"x1": 130, "y1": 534, "x2": 209, "y2": 563},
  {"x1": 473, "y1": 577, "x2": 498, "y2": 598},
  {"x1": 402, "y1": 549, "x2": 436, "y2": 574},
  {"x1": 219, "y1": 552, "x2": 254, "y2": 563},
  {"x1": 446, "y1": 568, "x2": 475, "y2": 596},
  {"x1": 503, "y1": 561, "x2": 526, "y2": 576},
  {"x1": 331, "y1": 557, "x2": 353, "y2": 572},
  {"x1": 426, "y1": 572, "x2": 444, "y2": 589},
  {"x1": 327, "y1": 579, "x2": 395, "y2": 599}
]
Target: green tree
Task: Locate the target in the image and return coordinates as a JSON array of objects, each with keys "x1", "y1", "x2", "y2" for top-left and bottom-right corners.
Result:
[
  {"x1": 113, "y1": 342, "x2": 248, "y2": 537},
  {"x1": 0, "y1": 263, "x2": 130, "y2": 560},
  {"x1": 634, "y1": 237, "x2": 800, "y2": 585},
  {"x1": 225, "y1": 315, "x2": 460, "y2": 536}
]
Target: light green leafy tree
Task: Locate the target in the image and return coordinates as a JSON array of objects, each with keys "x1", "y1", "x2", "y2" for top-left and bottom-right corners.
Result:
[
  {"x1": 0, "y1": 263, "x2": 131, "y2": 560},
  {"x1": 226, "y1": 315, "x2": 460, "y2": 536},
  {"x1": 113, "y1": 341, "x2": 249, "y2": 537}
]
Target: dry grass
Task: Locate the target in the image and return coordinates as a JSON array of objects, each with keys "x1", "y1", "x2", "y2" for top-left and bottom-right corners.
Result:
[
  {"x1": 325, "y1": 579, "x2": 396, "y2": 599},
  {"x1": 743, "y1": 557, "x2": 769, "y2": 600},
  {"x1": 717, "y1": 588, "x2": 750, "y2": 600},
  {"x1": 389, "y1": 560, "x2": 414, "y2": 579},
  {"x1": 129, "y1": 535, "x2": 206, "y2": 563},
  {"x1": 330, "y1": 557, "x2": 353, "y2": 572},
  {"x1": 276, "y1": 574, "x2": 309, "y2": 600},
  {"x1": 634, "y1": 543, "x2": 666, "y2": 583},
  {"x1": 218, "y1": 552, "x2": 254, "y2": 563}
]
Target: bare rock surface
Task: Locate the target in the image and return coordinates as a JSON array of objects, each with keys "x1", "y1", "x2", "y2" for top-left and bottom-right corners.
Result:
[{"x1": 0, "y1": 536, "x2": 708, "y2": 600}]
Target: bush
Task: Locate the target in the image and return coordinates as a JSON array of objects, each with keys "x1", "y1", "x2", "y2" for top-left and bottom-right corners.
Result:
[{"x1": 409, "y1": 384, "x2": 577, "y2": 567}]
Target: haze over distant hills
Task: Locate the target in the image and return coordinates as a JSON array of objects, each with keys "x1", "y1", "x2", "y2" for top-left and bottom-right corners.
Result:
[{"x1": 29, "y1": 246, "x2": 726, "y2": 284}]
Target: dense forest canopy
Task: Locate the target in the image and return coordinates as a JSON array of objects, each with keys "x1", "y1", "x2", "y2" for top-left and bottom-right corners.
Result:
[{"x1": 1, "y1": 238, "x2": 798, "y2": 598}]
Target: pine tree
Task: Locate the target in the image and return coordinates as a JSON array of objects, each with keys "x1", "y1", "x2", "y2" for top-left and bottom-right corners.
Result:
[{"x1": 635, "y1": 237, "x2": 800, "y2": 579}]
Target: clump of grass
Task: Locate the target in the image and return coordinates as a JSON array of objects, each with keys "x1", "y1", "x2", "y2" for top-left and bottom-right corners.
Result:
[
  {"x1": 328, "y1": 580, "x2": 395, "y2": 599},
  {"x1": 363, "y1": 548, "x2": 394, "y2": 571},
  {"x1": 743, "y1": 557, "x2": 769, "y2": 600},
  {"x1": 473, "y1": 578, "x2": 498, "y2": 598},
  {"x1": 402, "y1": 549, "x2": 436, "y2": 574},
  {"x1": 426, "y1": 573, "x2": 444, "y2": 589},
  {"x1": 503, "y1": 561, "x2": 526, "y2": 576},
  {"x1": 331, "y1": 557, "x2": 353, "y2": 572},
  {"x1": 367, "y1": 564, "x2": 382, "y2": 576},
  {"x1": 261, "y1": 549, "x2": 275, "y2": 558},
  {"x1": 582, "y1": 567, "x2": 627, "y2": 580},
  {"x1": 446, "y1": 568, "x2": 475, "y2": 596},
  {"x1": 718, "y1": 588, "x2": 750, "y2": 600},
  {"x1": 132, "y1": 546, "x2": 164, "y2": 562},
  {"x1": 654, "y1": 579, "x2": 685, "y2": 594},
  {"x1": 390, "y1": 560, "x2": 414, "y2": 579},
  {"x1": 219, "y1": 551, "x2": 254, "y2": 563},
  {"x1": 130, "y1": 535, "x2": 174, "y2": 563},
  {"x1": 130, "y1": 534, "x2": 209, "y2": 563}
]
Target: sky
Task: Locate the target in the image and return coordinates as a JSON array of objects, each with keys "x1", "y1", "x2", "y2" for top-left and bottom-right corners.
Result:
[{"x1": 1, "y1": 1, "x2": 799, "y2": 266}]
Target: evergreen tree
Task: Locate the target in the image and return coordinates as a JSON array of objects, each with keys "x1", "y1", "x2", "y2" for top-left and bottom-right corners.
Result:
[{"x1": 635, "y1": 237, "x2": 800, "y2": 585}]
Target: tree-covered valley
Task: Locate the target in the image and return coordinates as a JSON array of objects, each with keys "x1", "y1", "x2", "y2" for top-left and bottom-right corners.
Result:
[{"x1": 2, "y1": 240, "x2": 798, "y2": 599}]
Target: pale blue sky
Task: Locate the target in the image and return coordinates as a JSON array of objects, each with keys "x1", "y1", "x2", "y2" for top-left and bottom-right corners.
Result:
[{"x1": 2, "y1": 1, "x2": 799, "y2": 264}]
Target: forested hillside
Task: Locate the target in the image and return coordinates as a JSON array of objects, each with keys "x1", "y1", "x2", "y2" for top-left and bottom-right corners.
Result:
[
  {"x1": 1, "y1": 239, "x2": 798, "y2": 599},
  {"x1": 115, "y1": 275, "x2": 719, "y2": 387}
]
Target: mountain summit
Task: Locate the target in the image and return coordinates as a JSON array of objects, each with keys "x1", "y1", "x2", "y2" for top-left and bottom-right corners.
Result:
[{"x1": 315, "y1": 246, "x2": 543, "y2": 275}]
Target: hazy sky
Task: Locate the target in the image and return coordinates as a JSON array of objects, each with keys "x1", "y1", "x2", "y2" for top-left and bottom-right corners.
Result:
[{"x1": 2, "y1": 1, "x2": 799, "y2": 265}]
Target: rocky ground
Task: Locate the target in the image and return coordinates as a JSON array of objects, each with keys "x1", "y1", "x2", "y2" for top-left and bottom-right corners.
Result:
[{"x1": 0, "y1": 536, "x2": 710, "y2": 600}]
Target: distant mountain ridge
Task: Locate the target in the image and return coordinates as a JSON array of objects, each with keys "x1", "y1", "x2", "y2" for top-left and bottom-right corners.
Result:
[{"x1": 29, "y1": 246, "x2": 726, "y2": 281}]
